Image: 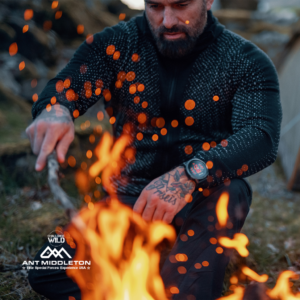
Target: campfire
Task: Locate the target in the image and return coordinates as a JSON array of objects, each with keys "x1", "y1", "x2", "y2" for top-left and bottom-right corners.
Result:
[
  {"x1": 64, "y1": 127, "x2": 300, "y2": 300},
  {"x1": 66, "y1": 127, "x2": 176, "y2": 300},
  {"x1": 65, "y1": 200, "x2": 176, "y2": 300}
]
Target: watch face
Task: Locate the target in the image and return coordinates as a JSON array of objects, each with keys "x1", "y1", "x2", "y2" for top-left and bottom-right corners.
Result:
[{"x1": 186, "y1": 159, "x2": 208, "y2": 180}]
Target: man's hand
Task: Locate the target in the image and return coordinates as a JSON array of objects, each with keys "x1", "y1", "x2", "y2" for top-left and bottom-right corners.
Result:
[
  {"x1": 26, "y1": 104, "x2": 74, "y2": 171},
  {"x1": 133, "y1": 167, "x2": 196, "y2": 223}
]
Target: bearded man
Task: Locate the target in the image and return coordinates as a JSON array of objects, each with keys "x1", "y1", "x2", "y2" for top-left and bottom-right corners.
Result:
[{"x1": 27, "y1": 0, "x2": 282, "y2": 299}]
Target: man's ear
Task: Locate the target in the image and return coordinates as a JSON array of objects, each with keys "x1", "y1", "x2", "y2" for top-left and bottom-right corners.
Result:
[{"x1": 206, "y1": 0, "x2": 215, "y2": 10}]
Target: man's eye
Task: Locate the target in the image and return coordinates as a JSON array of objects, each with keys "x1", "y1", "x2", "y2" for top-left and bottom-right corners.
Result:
[
  {"x1": 150, "y1": 4, "x2": 159, "y2": 8},
  {"x1": 176, "y1": 4, "x2": 188, "y2": 8}
]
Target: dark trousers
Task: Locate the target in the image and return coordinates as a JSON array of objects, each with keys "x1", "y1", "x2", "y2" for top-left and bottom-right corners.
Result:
[{"x1": 28, "y1": 178, "x2": 252, "y2": 300}]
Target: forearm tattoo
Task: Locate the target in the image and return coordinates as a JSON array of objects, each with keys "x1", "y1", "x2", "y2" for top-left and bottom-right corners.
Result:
[{"x1": 145, "y1": 168, "x2": 195, "y2": 205}]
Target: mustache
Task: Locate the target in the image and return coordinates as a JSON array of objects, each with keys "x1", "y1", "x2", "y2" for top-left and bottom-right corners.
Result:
[{"x1": 157, "y1": 25, "x2": 189, "y2": 35}]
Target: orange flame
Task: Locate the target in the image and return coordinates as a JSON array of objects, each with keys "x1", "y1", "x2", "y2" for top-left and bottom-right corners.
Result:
[
  {"x1": 241, "y1": 266, "x2": 268, "y2": 283},
  {"x1": 217, "y1": 286, "x2": 245, "y2": 300},
  {"x1": 218, "y1": 233, "x2": 249, "y2": 257},
  {"x1": 66, "y1": 200, "x2": 176, "y2": 300},
  {"x1": 89, "y1": 131, "x2": 132, "y2": 195},
  {"x1": 267, "y1": 271, "x2": 300, "y2": 300},
  {"x1": 216, "y1": 192, "x2": 229, "y2": 227}
]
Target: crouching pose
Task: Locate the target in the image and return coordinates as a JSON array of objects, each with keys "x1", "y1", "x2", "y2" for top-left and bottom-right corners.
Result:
[{"x1": 26, "y1": 0, "x2": 282, "y2": 299}]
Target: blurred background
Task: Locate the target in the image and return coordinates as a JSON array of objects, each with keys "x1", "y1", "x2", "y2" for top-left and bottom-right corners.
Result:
[{"x1": 0, "y1": 0, "x2": 300, "y2": 299}]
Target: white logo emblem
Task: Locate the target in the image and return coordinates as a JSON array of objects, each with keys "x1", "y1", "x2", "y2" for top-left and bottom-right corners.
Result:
[
  {"x1": 47, "y1": 230, "x2": 65, "y2": 247},
  {"x1": 40, "y1": 246, "x2": 72, "y2": 259}
]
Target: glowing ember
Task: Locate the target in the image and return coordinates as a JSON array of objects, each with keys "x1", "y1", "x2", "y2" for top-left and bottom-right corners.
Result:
[
  {"x1": 241, "y1": 266, "x2": 268, "y2": 283},
  {"x1": 156, "y1": 118, "x2": 165, "y2": 128},
  {"x1": 19, "y1": 61, "x2": 25, "y2": 71},
  {"x1": 24, "y1": 9, "x2": 34, "y2": 21},
  {"x1": 185, "y1": 145, "x2": 193, "y2": 155},
  {"x1": 9, "y1": 43, "x2": 18, "y2": 56},
  {"x1": 202, "y1": 142, "x2": 210, "y2": 151},
  {"x1": 77, "y1": 25, "x2": 84, "y2": 34},
  {"x1": 73, "y1": 109, "x2": 80, "y2": 118},
  {"x1": 184, "y1": 99, "x2": 196, "y2": 110},
  {"x1": 52, "y1": 1, "x2": 59, "y2": 9},
  {"x1": 216, "y1": 192, "x2": 229, "y2": 227},
  {"x1": 32, "y1": 93, "x2": 38, "y2": 102},
  {"x1": 66, "y1": 200, "x2": 176, "y2": 300},
  {"x1": 185, "y1": 117, "x2": 194, "y2": 126},
  {"x1": 113, "y1": 51, "x2": 121, "y2": 60},
  {"x1": 218, "y1": 233, "x2": 249, "y2": 257},
  {"x1": 119, "y1": 13, "x2": 126, "y2": 21},
  {"x1": 171, "y1": 120, "x2": 179, "y2": 128},
  {"x1": 55, "y1": 11, "x2": 62, "y2": 19},
  {"x1": 217, "y1": 286, "x2": 245, "y2": 300},
  {"x1": 132, "y1": 53, "x2": 140, "y2": 62},
  {"x1": 23, "y1": 25, "x2": 29, "y2": 33}
]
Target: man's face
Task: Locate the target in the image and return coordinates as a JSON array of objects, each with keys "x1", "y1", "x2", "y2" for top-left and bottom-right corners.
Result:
[{"x1": 145, "y1": 0, "x2": 214, "y2": 58}]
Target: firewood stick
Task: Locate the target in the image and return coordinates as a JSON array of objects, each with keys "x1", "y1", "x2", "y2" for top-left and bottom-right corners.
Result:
[{"x1": 47, "y1": 152, "x2": 77, "y2": 219}]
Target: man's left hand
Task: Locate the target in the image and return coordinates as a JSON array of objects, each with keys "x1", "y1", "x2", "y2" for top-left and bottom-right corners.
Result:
[{"x1": 133, "y1": 166, "x2": 196, "y2": 223}]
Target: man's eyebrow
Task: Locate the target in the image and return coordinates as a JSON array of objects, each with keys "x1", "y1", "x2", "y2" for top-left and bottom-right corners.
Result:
[
  {"x1": 145, "y1": 0, "x2": 191, "y2": 4},
  {"x1": 144, "y1": 0, "x2": 160, "y2": 4}
]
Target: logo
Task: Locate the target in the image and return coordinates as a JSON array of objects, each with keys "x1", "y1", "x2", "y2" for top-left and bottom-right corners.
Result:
[
  {"x1": 40, "y1": 246, "x2": 72, "y2": 259},
  {"x1": 47, "y1": 230, "x2": 65, "y2": 247}
]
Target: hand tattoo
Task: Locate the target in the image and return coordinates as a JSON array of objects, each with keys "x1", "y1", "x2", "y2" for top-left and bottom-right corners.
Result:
[{"x1": 145, "y1": 168, "x2": 195, "y2": 205}]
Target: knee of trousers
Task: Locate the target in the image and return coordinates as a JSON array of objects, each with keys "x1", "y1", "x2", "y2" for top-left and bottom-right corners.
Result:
[
  {"x1": 28, "y1": 241, "x2": 77, "y2": 296},
  {"x1": 28, "y1": 268, "x2": 41, "y2": 294},
  {"x1": 27, "y1": 246, "x2": 51, "y2": 294},
  {"x1": 223, "y1": 178, "x2": 252, "y2": 230}
]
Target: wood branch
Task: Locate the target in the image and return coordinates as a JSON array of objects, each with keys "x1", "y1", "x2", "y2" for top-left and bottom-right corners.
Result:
[{"x1": 47, "y1": 152, "x2": 77, "y2": 219}]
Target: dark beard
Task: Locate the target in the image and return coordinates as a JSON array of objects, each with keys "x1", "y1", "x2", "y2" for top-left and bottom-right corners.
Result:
[{"x1": 147, "y1": 5, "x2": 208, "y2": 58}]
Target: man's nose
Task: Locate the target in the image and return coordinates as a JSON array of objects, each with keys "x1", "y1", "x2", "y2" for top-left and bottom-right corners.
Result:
[{"x1": 163, "y1": 8, "x2": 178, "y2": 29}]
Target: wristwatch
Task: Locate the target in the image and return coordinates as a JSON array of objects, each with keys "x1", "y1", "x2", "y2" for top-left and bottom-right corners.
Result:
[{"x1": 182, "y1": 158, "x2": 209, "y2": 186}]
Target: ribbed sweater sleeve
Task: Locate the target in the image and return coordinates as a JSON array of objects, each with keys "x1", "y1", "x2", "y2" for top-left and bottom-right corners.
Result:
[
  {"x1": 194, "y1": 42, "x2": 282, "y2": 187},
  {"x1": 31, "y1": 26, "x2": 124, "y2": 120}
]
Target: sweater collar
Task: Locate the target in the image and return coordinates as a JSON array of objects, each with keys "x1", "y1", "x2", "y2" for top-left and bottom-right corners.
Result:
[{"x1": 136, "y1": 10, "x2": 224, "y2": 58}]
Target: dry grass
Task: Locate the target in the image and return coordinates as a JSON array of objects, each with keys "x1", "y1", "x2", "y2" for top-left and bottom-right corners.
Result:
[{"x1": 223, "y1": 160, "x2": 300, "y2": 295}]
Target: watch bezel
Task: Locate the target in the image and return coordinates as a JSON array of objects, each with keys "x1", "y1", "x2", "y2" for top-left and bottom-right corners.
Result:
[{"x1": 185, "y1": 159, "x2": 209, "y2": 181}]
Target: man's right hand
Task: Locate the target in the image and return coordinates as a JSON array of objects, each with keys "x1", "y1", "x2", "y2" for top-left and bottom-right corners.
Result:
[{"x1": 26, "y1": 104, "x2": 75, "y2": 171}]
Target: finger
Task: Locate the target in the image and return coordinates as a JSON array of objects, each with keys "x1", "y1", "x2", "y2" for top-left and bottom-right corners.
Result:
[
  {"x1": 142, "y1": 198, "x2": 158, "y2": 222},
  {"x1": 26, "y1": 125, "x2": 34, "y2": 141},
  {"x1": 56, "y1": 129, "x2": 74, "y2": 163},
  {"x1": 35, "y1": 130, "x2": 59, "y2": 171},
  {"x1": 33, "y1": 123, "x2": 46, "y2": 155},
  {"x1": 152, "y1": 207, "x2": 165, "y2": 222},
  {"x1": 163, "y1": 212, "x2": 174, "y2": 224},
  {"x1": 133, "y1": 194, "x2": 147, "y2": 214},
  {"x1": 25, "y1": 126, "x2": 34, "y2": 147}
]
